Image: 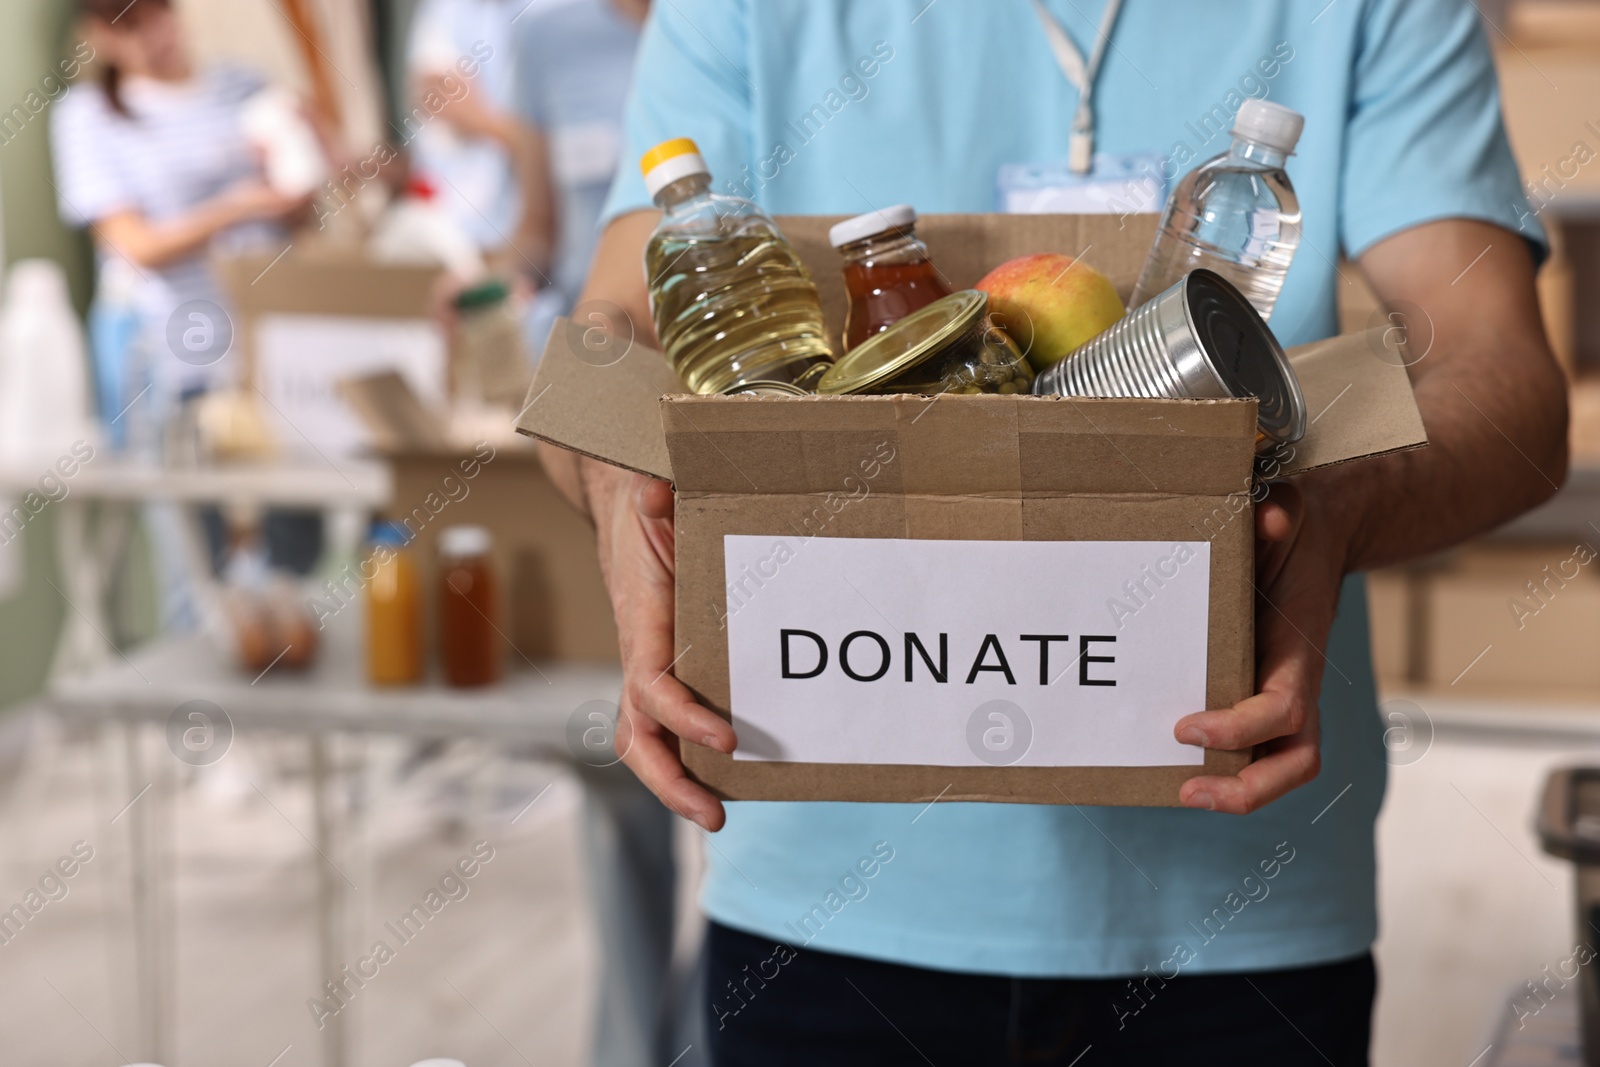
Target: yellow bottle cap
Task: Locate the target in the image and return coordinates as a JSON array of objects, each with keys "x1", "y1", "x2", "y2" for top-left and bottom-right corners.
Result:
[{"x1": 640, "y1": 138, "x2": 702, "y2": 176}]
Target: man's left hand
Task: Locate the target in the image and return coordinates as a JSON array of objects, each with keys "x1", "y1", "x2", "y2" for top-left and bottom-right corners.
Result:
[{"x1": 1174, "y1": 482, "x2": 1350, "y2": 814}]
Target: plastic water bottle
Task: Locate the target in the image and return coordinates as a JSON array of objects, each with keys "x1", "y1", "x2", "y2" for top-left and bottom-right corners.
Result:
[{"x1": 1129, "y1": 100, "x2": 1304, "y2": 321}]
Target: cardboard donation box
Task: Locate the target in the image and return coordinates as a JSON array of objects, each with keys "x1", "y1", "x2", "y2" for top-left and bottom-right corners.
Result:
[{"x1": 518, "y1": 214, "x2": 1427, "y2": 806}]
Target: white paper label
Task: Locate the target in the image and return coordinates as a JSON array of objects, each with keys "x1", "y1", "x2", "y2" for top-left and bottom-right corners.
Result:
[
  {"x1": 723, "y1": 536, "x2": 1211, "y2": 768},
  {"x1": 255, "y1": 314, "x2": 446, "y2": 459}
]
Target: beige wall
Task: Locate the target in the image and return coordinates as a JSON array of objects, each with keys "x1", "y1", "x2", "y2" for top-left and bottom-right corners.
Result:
[{"x1": 175, "y1": 0, "x2": 387, "y2": 151}]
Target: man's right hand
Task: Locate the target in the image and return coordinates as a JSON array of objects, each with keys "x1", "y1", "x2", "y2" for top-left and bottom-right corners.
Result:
[
  {"x1": 587, "y1": 461, "x2": 737, "y2": 830},
  {"x1": 543, "y1": 211, "x2": 733, "y2": 827}
]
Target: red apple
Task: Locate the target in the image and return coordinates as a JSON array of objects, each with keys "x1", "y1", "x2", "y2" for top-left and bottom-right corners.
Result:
[{"x1": 975, "y1": 254, "x2": 1126, "y2": 370}]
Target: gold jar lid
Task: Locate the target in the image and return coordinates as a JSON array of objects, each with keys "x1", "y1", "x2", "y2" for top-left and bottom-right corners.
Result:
[
  {"x1": 721, "y1": 380, "x2": 811, "y2": 396},
  {"x1": 817, "y1": 290, "x2": 988, "y2": 395}
]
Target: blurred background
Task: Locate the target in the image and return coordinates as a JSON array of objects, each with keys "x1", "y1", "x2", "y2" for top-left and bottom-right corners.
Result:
[{"x1": 0, "y1": 1, "x2": 1597, "y2": 1065}]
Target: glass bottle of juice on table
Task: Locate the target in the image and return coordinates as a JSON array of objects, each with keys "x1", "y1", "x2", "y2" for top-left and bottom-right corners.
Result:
[
  {"x1": 640, "y1": 137, "x2": 833, "y2": 393},
  {"x1": 438, "y1": 525, "x2": 502, "y2": 688},
  {"x1": 830, "y1": 205, "x2": 952, "y2": 351},
  {"x1": 365, "y1": 521, "x2": 421, "y2": 686}
]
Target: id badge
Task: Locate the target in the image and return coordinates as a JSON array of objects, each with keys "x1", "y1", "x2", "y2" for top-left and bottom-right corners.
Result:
[{"x1": 997, "y1": 153, "x2": 1167, "y2": 216}]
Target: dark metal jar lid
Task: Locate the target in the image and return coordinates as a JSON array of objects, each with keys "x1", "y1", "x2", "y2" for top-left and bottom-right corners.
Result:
[{"x1": 817, "y1": 290, "x2": 988, "y2": 395}]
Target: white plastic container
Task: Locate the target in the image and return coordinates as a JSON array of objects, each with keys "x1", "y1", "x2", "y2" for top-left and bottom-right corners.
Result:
[
  {"x1": 240, "y1": 86, "x2": 330, "y2": 199},
  {"x1": 369, "y1": 177, "x2": 486, "y2": 280},
  {"x1": 0, "y1": 259, "x2": 100, "y2": 466}
]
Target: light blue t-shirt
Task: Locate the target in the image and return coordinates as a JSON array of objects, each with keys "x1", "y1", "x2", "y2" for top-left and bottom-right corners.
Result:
[{"x1": 602, "y1": 0, "x2": 1537, "y2": 977}]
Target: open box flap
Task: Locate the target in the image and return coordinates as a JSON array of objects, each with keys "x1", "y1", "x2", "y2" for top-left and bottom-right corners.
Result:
[
  {"x1": 1277, "y1": 330, "x2": 1428, "y2": 474},
  {"x1": 514, "y1": 212, "x2": 1428, "y2": 480},
  {"x1": 515, "y1": 319, "x2": 1426, "y2": 484},
  {"x1": 515, "y1": 318, "x2": 684, "y2": 481}
]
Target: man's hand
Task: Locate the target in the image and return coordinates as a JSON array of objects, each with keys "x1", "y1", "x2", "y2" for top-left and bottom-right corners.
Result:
[
  {"x1": 536, "y1": 211, "x2": 732, "y2": 826},
  {"x1": 1173, "y1": 218, "x2": 1568, "y2": 813},
  {"x1": 586, "y1": 462, "x2": 736, "y2": 830}
]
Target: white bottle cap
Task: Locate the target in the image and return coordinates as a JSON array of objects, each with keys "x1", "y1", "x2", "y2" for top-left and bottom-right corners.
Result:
[
  {"x1": 828, "y1": 205, "x2": 917, "y2": 248},
  {"x1": 409, "y1": 1061, "x2": 466, "y2": 1067},
  {"x1": 1232, "y1": 99, "x2": 1304, "y2": 154},
  {"x1": 641, "y1": 138, "x2": 710, "y2": 199},
  {"x1": 438, "y1": 525, "x2": 491, "y2": 558}
]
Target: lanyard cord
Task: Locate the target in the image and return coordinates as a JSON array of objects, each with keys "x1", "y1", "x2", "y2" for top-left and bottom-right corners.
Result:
[{"x1": 1030, "y1": 0, "x2": 1126, "y2": 174}]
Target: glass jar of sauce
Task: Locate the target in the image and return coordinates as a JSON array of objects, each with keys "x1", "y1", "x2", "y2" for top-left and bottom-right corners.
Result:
[
  {"x1": 831, "y1": 205, "x2": 952, "y2": 352},
  {"x1": 438, "y1": 525, "x2": 503, "y2": 688},
  {"x1": 816, "y1": 290, "x2": 1033, "y2": 396}
]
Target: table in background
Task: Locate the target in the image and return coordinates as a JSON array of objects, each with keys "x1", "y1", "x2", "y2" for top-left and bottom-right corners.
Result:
[
  {"x1": 45, "y1": 616, "x2": 623, "y2": 1067},
  {"x1": 0, "y1": 458, "x2": 390, "y2": 681}
]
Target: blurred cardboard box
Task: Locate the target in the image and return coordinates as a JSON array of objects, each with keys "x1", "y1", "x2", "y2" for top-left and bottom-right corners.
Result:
[
  {"x1": 339, "y1": 370, "x2": 619, "y2": 665},
  {"x1": 386, "y1": 446, "x2": 619, "y2": 665},
  {"x1": 518, "y1": 213, "x2": 1426, "y2": 806},
  {"x1": 219, "y1": 251, "x2": 618, "y2": 665},
  {"x1": 1493, "y1": 14, "x2": 1600, "y2": 376},
  {"x1": 216, "y1": 251, "x2": 447, "y2": 459},
  {"x1": 1371, "y1": 542, "x2": 1600, "y2": 696}
]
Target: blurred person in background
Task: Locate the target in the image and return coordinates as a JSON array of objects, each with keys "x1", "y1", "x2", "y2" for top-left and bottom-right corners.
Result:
[
  {"x1": 510, "y1": 7, "x2": 694, "y2": 1067},
  {"x1": 405, "y1": 0, "x2": 540, "y2": 270},
  {"x1": 51, "y1": 0, "x2": 320, "y2": 628},
  {"x1": 510, "y1": 0, "x2": 646, "y2": 353}
]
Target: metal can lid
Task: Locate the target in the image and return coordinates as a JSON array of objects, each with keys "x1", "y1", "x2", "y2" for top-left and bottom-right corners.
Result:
[
  {"x1": 721, "y1": 380, "x2": 811, "y2": 396},
  {"x1": 1183, "y1": 270, "x2": 1307, "y2": 445},
  {"x1": 817, "y1": 290, "x2": 988, "y2": 395}
]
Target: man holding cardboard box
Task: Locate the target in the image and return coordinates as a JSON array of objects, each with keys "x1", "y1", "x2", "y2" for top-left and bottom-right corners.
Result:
[{"x1": 535, "y1": 1, "x2": 1568, "y2": 1063}]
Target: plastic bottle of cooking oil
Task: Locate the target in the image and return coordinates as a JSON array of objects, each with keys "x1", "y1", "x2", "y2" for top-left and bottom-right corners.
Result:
[{"x1": 641, "y1": 138, "x2": 832, "y2": 393}]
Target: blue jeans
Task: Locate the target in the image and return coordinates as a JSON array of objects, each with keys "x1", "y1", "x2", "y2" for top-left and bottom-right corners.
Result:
[{"x1": 706, "y1": 921, "x2": 1374, "y2": 1066}]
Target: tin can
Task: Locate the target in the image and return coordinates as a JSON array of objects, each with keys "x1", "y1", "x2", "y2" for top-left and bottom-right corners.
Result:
[
  {"x1": 816, "y1": 290, "x2": 1033, "y2": 396},
  {"x1": 1032, "y1": 269, "x2": 1306, "y2": 447}
]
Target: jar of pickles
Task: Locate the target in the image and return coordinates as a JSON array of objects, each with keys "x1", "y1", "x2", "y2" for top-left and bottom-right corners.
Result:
[{"x1": 816, "y1": 290, "x2": 1033, "y2": 396}]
